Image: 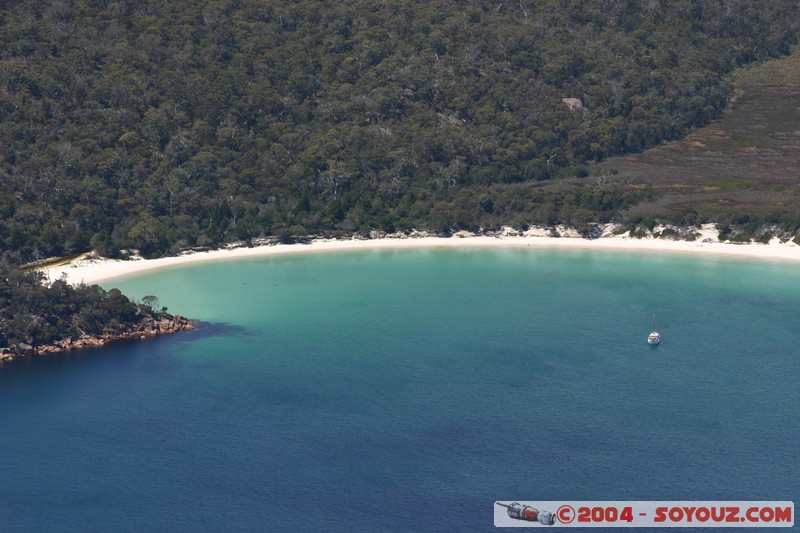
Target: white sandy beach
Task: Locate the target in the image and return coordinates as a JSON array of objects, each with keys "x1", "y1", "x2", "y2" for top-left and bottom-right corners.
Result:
[{"x1": 42, "y1": 224, "x2": 800, "y2": 286}]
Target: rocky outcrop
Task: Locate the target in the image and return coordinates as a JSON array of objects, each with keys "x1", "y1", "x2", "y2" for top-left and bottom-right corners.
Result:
[
  {"x1": 0, "y1": 315, "x2": 196, "y2": 363},
  {"x1": 561, "y1": 97, "x2": 584, "y2": 110}
]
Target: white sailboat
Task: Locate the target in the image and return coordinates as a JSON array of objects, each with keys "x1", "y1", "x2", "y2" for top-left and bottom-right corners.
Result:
[{"x1": 647, "y1": 315, "x2": 661, "y2": 345}]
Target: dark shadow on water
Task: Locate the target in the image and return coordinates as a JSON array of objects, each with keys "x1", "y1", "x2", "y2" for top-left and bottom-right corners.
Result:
[{"x1": 189, "y1": 321, "x2": 255, "y2": 340}]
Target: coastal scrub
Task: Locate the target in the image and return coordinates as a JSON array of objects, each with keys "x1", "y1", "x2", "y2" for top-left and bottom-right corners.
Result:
[{"x1": 0, "y1": 264, "x2": 194, "y2": 362}]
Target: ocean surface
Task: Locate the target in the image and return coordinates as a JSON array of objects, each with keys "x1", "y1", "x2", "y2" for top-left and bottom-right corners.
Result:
[{"x1": 1, "y1": 248, "x2": 797, "y2": 531}]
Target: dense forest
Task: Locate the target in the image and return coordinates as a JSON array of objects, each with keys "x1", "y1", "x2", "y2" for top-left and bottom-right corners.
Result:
[
  {"x1": 1, "y1": 0, "x2": 799, "y2": 262},
  {"x1": 0, "y1": 263, "x2": 191, "y2": 356}
]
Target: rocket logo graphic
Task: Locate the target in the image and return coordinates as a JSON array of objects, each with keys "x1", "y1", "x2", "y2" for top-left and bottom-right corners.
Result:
[{"x1": 496, "y1": 502, "x2": 556, "y2": 526}]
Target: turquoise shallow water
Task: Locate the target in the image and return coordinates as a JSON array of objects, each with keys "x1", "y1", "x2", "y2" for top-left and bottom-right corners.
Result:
[{"x1": 1, "y1": 248, "x2": 798, "y2": 531}]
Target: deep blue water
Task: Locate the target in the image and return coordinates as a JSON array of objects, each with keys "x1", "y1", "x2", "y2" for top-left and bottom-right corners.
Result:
[{"x1": 1, "y1": 248, "x2": 798, "y2": 531}]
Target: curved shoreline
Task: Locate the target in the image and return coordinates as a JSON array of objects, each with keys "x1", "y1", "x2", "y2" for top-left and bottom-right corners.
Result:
[{"x1": 42, "y1": 225, "x2": 800, "y2": 286}]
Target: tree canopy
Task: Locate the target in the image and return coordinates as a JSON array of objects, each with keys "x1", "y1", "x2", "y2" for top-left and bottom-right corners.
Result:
[
  {"x1": 0, "y1": 263, "x2": 168, "y2": 349},
  {"x1": 1, "y1": 1, "x2": 798, "y2": 261}
]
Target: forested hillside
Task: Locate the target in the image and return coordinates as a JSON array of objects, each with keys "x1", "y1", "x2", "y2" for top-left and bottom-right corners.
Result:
[{"x1": 2, "y1": 1, "x2": 798, "y2": 261}]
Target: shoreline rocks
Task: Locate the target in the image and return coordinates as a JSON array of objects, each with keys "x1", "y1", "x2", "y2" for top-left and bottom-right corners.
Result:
[{"x1": 0, "y1": 315, "x2": 196, "y2": 363}]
